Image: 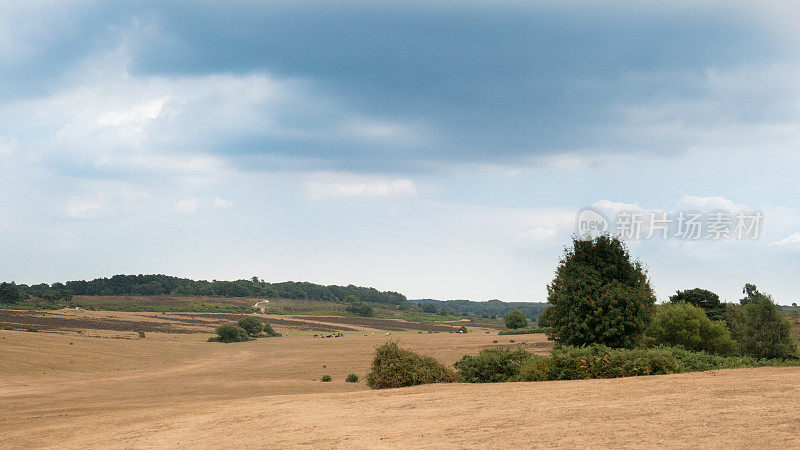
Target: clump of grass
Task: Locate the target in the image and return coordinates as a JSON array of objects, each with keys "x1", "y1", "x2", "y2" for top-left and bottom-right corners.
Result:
[
  {"x1": 138, "y1": 331, "x2": 146, "y2": 339},
  {"x1": 346, "y1": 373, "x2": 359, "y2": 383},
  {"x1": 321, "y1": 375, "x2": 332, "y2": 382},
  {"x1": 25, "y1": 327, "x2": 38, "y2": 333}
]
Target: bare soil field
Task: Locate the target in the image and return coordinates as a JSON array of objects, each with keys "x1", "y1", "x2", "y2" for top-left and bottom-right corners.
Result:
[{"x1": 1, "y1": 310, "x2": 798, "y2": 449}]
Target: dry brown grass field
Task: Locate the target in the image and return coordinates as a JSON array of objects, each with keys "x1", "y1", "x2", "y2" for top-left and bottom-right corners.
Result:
[{"x1": 1, "y1": 309, "x2": 799, "y2": 449}]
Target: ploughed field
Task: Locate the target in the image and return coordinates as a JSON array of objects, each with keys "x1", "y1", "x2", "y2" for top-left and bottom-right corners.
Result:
[{"x1": 1, "y1": 309, "x2": 799, "y2": 448}]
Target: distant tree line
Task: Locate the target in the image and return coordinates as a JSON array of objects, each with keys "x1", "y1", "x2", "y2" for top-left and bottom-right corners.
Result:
[
  {"x1": 411, "y1": 299, "x2": 549, "y2": 321},
  {"x1": 2, "y1": 274, "x2": 407, "y2": 305}
]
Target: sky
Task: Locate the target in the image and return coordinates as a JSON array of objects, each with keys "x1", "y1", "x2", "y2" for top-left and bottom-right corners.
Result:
[{"x1": 2, "y1": 1, "x2": 800, "y2": 304}]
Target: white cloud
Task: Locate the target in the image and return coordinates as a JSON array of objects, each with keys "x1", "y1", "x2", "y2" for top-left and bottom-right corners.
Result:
[
  {"x1": 64, "y1": 198, "x2": 105, "y2": 219},
  {"x1": 520, "y1": 227, "x2": 556, "y2": 241},
  {"x1": 171, "y1": 198, "x2": 199, "y2": 214},
  {"x1": 592, "y1": 199, "x2": 644, "y2": 214},
  {"x1": 676, "y1": 195, "x2": 747, "y2": 211},
  {"x1": 306, "y1": 177, "x2": 418, "y2": 199},
  {"x1": 771, "y1": 232, "x2": 800, "y2": 249},
  {"x1": 213, "y1": 197, "x2": 234, "y2": 208}
]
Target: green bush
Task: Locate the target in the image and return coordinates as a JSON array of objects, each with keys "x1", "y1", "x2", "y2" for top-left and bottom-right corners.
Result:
[
  {"x1": 213, "y1": 324, "x2": 250, "y2": 343},
  {"x1": 262, "y1": 322, "x2": 281, "y2": 337},
  {"x1": 454, "y1": 347, "x2": 531, "y2": 383},
  {"x1": 645, "y1": 302, "x2": 736, "y2": 356},
  {"x1": 346, "y1": 373, "x2": 359, "y2": 383},
  {"x1": 514, "y1": 354, "x2": 553, "y2": 381},
  {"x1": 458, "y1": 325, "x2": 468, "y2": 333},
  {"x1": 504, "y1": 310, "x2": 528, "y2": 329},
  {"x1": 727, "y1": 287, "x2": 797, "y2": 359},
  {"x1": 498, "y1": 327, "x2": 547, "y2": 335},
  {"x1": 237, "y1": 316, "x2": 264, "y2": 336},
  {"x1": 138, "y1": 331, "x2": 146, "y2": 339},
  {"x1": 455, "y1": 344, "x2": 799, "y2": 384},
  {"x1": 366, "y1": 341, "x2": 458, "y2": 389},
  {"x1": 321, "y1": 375, "x2": 332, "y2": 382},
  {"x1": 546, "y1": 235, "x2": 656, "y2": 348}
]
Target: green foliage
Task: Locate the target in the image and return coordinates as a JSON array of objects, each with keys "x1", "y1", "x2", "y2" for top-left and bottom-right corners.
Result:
[
  {"x1": 498, "y1": 327, "x2": 546, "y2": 335},
  {"x1": 726, "y1": 287, "x2": 797, "y2": 359},
  {"x1": 669, "y1": 288, "x2": 726, "y2": 321},
  {"x1": 25, "y1": 327, "x2": 38, "y2": 332},
  {"x1": 138, "y1": 331, "x2": 146, "y2": 339},
  {"x1": 321, "y1": 375, "x2": 332, "y2": 382},
  {"x1": 0, "y1": 282, "x2": 23, "y2": 304},
  {"x1": 458, "y1": 325, "x2": 468, "y2": 333},
  {"x1": 454, "y1": 347, "x2": 531, "y2": 383},
  {"x1": 366, "y1": 341, "x2": 458, "y2": 389},
  {"x1": 212, "y1": 324, "x2": 250, "y2": 343},
  {"x1": 237, "y1": 316, "x2": 264, "y2": 336},
  {"x1": 49, "y1": 274, "x2": 407, "y2": 304},
  {"x1": 504, "y1": 310, "x2": 528, "y2": 329},
  {"x1": 645, "y1": 302, "x2": 736, "y2": 355},
  {"x1": 345, "y1": 373, "x2": 359, "y2": 383},
  {"x1": 345, "y1": 302, "x2": 374, "y2": 317},
  {"x1": 546, "y1": 235, "x2": 656, "y2": 348},
  {"x1": 262, "y1": 322, "x2": 281, "y2": 337},
  {"x1": 456, "y1": 344, "x2": 799, "y2": 383}
]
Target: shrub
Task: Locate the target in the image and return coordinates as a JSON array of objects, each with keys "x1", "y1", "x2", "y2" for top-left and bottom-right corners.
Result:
[
  {"x1": 645, "y1": 302, "x2": 736, "y2": 355},
  {"x1": 504, "y1": 310, "x2": 528, "y2": 329},
  {"x1": 321, "y1": 375, "x2": 332, "y2": 382},
  {"x1": 262, "y1": 322, "x2": 281, "y2": 337},
  {"x1": 2, "y1": 325, "x2": 13, "y2": 330},
  {"x1": 138, "y1": 331, "x2": 146, "y2": 339},
  {"x1": 237, "y1": 316, "x2": 264, "y2": 336},
  {"x1": 366, "y1": 341, "x2": 458, "y2": 389},
  {"x1": 514, "y1": 354, "x2": 553, "y2": 381},
  {"x1": 670, "y1": 288, "x2": 726, "y2": 321},
  {"x1": 458, "y1": 325, "x2": 468, "y2": 333},
  {"x1": 727, "y1": 287, "x2": 797, "y2": 359},
  {"x1": 346, "y1": 302, "x2": 374, "y2": 317},
  {"x1": 454, "y1": 347, "x2": 531, "y2": 383},
  {"x1": 26, "y1": 327, "x2": 38, "y2": 332},
  {"x1": 346, "y1": 373, "x2": 359, "y2": 383},
  {"x1": 546, "y1": 235, "x2": 656, "y2": 348},
  {"x1": 498, "y1": 327, "x2": 547, "y2": 335},
  {"x1": 213, "y1": 324, "x2": 250, "y2": 343}
]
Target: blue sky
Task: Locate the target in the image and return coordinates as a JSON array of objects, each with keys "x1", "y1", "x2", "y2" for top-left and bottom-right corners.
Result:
[{"x1": 2, "y1": 1, "x2": 800, "y2": 303}]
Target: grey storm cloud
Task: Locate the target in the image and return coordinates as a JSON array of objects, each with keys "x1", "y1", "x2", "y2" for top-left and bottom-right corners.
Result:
[{"x1": 1, "y1": 1, "x2": 798, "y2": 174}]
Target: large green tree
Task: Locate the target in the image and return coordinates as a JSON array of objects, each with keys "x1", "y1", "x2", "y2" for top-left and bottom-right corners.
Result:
[
  {"x1": 0, "y1": 282, "x2": 22, "y2": 304},
  {"x1": 504, "y1": 310, "x2": 528, "y2": 329},
  {"x1": 669, "y1": 288, "x2": 726, "y2": 321},
  {"x1": 545, "y1": 235, "x2": 656, "y2": 348},
  {"x1": 726, "y1": 285, "x2": 797, "y2": 359}
]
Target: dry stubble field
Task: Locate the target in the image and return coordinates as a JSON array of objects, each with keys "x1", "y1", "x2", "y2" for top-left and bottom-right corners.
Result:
[{"x1": 1, "y1": 309, "x2": 799, "y2": 449}]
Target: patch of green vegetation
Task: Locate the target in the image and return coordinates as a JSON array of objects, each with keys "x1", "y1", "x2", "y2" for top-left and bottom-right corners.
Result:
[
  {"x1": 455, "y1": 345, "x2": 800, "y2": 383},
  {"x1": 345, "y1": 373, "x2": 359, "y2": 383},
  {"x1": 366, "y1": 341, "x2": 458, "y2": 389},
  {"x1": 498, "y1": 327, "x2": 547, "y2": 335},
  {"x1": 321, "y1": 375, "x2": 332, "y2": 382},
  {"x1": 208, "y1": 324, "x2": 250, "y2": 343}
]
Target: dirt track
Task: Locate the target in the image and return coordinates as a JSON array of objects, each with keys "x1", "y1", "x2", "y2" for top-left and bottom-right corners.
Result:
[{"x1": 1, "y1": 318, "x2": 798, "y2": 448}]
